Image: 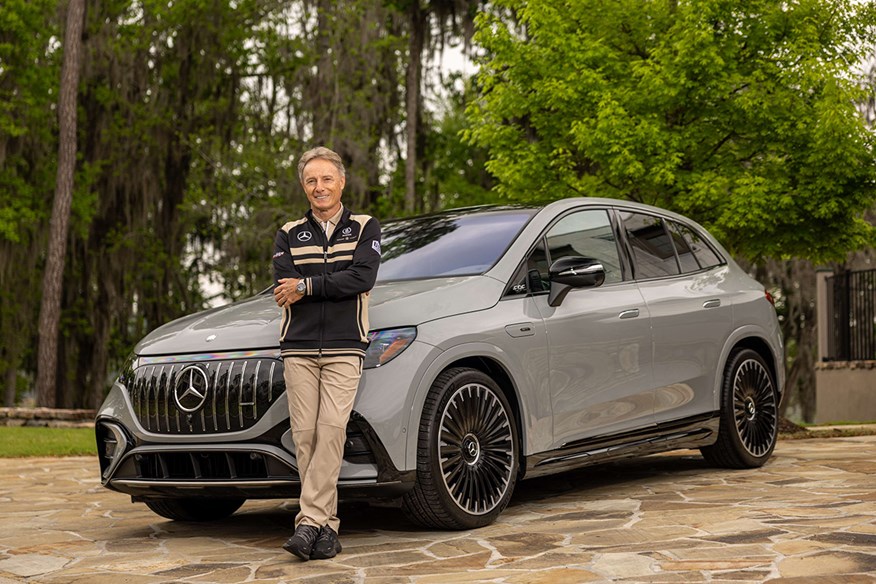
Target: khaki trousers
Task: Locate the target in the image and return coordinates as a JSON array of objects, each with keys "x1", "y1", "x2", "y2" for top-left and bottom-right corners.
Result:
[{"x1": 284, "y1": 355, "x2": 362, "y2": 532}]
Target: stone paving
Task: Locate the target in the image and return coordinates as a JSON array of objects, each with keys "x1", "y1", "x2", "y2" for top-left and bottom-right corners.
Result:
[{"x1": 1, "y1": 436, "x2": 875, "y2": 583}]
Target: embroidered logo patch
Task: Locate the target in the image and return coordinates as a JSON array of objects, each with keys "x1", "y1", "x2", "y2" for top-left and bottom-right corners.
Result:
[
  {"x1": 272, "y1": 251, "x2": 285, "y2": 259},
  {"x1": 297, "y1": 231, "x2": 312, "y2": 242},
  {"x1": 372, "y1": 240, "x2": 381, "y2": 255}
]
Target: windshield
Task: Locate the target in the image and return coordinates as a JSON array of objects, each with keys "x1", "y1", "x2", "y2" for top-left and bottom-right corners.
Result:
[{"x1": 377, "y1": 208, "x2": 537, "y2": 282}]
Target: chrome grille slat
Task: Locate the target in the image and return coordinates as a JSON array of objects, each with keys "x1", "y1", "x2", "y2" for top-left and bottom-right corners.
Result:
[
  {"x1": 268, "y1": 361, "x2": 276, "y2": 403},
  {"x1": 238, "y1": 361, "x2": 248, "y2": 428},
  {"x1": 212, "y1": 362, "x2": 221, "y2": 432},
  {"x1": 225, "y1": 361, "x2": 232, "y2": 431},
  {"x1": 147, "y1": 366, "x2": 156, "y2": 430},
  {"x1": 126, "y1": 358, "x2": 284, "y2": 435},
  {"x1": 251, "y1": 361, "x2": 261, "y2": 420},
  {"x1": 167, "y1": 364, "x2": 176, "y2": 432}
]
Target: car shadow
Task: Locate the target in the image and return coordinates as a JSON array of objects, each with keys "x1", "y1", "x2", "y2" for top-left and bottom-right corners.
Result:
[{"x1": 109, "y1": 451, "x2": 712, "y2": 541}]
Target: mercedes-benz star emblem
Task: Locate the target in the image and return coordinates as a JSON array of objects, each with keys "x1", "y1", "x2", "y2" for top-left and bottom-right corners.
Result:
[
  {"x1": 174, "y1": 365, "x2": 209, "y2": 413},
  {"x1": 297, "y1": 231, "x2": 312, "y2": 242}
]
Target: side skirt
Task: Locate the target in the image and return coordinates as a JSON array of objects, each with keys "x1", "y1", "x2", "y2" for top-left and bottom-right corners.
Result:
[{"x1": 523, "y1": 413, "x2": 720, "y2": 479}]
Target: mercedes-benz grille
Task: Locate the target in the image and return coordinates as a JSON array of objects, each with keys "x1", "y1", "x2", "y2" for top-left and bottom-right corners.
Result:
[{"x1": 128, "y1": 358, "x2": 285, "y2": 434}]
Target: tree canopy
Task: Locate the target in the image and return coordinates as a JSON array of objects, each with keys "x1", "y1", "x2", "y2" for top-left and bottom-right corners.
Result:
[
  {"x1": 0, "y1": 0, "x2": 487, "y2": 408},
  {"x1": 467, "y1": 0, "x2": 876, "y2": 261}
]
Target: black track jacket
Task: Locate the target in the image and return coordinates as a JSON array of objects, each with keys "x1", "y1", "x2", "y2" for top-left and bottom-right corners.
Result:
[{"x1": 272, "y1": 207, "x2": 381, "y2": 358}]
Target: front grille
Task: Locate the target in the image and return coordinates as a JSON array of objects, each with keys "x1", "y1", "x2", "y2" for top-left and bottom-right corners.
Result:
[{"x1": 129, "y1": 359, "x2": 285, "y2": 434}]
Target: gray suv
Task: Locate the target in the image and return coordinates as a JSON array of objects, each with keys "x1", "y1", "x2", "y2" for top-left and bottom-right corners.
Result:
[{"x1": 96, "y1": 198, "x2": 784, "y2": 529}]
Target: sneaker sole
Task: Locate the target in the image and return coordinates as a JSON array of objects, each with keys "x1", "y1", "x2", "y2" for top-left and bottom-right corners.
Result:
[
  {"x1": 282, "y1": 541, "x2": 312, "y2": 561},
  {"x1": 310, "y1": 543, "x2": 342, "y2": 560}
]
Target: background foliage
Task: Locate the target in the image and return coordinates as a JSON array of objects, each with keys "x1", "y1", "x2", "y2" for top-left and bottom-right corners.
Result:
[{"x1": 1, "y1": 0, "x2": 874, "y2": 421}]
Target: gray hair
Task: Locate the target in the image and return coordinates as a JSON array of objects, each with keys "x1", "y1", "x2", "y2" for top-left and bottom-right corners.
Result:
[{"x1": 297, "y1": 146, "x2": 346, "y2": 183}]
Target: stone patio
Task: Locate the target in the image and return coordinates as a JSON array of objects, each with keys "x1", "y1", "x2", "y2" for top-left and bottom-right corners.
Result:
[{"x1": 1, "y1": 436, "x2": 874, "y2": 583}]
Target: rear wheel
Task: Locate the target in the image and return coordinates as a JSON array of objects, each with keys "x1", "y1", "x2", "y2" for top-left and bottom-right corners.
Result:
[
  {"x1": 701, "y1": 348, "x2": 778, "y2": 468},
  {"x1": 402, "y1": 368, "x2": 519, "y2": 529},
  {"x1": 144, "y1": 497, "x2": 245, "y2": 521}
]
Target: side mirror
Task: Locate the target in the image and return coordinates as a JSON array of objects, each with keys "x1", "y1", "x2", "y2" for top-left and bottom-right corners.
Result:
[{"x1": 548, "y1": 257, "x2": 605, "y2": 307}]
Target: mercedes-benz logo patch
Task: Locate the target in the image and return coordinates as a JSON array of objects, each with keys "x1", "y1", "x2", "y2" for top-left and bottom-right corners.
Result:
[
  {"x1": 174, "y1": 365, "x2": 209, "y2": 413},
  {"x1": 297, "y1": 231, "x2": 312, "y2": 242}
]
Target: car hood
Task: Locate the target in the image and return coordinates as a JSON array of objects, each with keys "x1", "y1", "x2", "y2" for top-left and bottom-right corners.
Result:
[{"x1": 135, "y1": 276, "x2": 503, "y2": 356}]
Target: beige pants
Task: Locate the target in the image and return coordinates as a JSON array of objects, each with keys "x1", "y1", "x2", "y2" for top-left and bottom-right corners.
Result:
[{"x1": 284, "y1": 355, "x2": 362, "y2": 532}]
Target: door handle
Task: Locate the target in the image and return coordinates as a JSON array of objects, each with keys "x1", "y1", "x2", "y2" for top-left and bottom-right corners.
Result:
[
  {"x1": 703, "y1": 299, "x2": 721, "y2": 309},
  {"x1": 618, "y1": 308, "x2": 640, "y2": 320}
]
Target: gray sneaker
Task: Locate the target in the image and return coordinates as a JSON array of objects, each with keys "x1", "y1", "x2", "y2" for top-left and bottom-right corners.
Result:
[
  {"x1": 282, "y1": 524, "x2": 319, "y2": 560},
  {"x1": 310, "y1": 525, "x2": 342, "y2": 560}
]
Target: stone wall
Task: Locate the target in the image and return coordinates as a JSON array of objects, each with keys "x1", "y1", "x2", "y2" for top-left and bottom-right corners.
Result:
[
  {"x1": 0, "y1": 408, "x2": 96, "y2": 428},
  {"x1": 814, "y1": 361, "x2": 876, "y2": 424}
]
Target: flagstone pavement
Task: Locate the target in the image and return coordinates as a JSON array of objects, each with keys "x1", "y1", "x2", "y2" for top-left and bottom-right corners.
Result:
[{"x1": 1, "y1": 436, "x2": 874, "y2": 584}]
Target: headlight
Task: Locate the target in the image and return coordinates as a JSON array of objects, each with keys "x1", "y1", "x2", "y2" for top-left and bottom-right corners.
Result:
[
  {"x1": 118, "y1": 353, "x2": 138, "y2": 387},
  {"x1": 363, "y1": 327, "x2": 417, "y2": 369}
]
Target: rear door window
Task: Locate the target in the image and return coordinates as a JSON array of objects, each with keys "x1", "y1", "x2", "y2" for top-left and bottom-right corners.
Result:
[
  {"x1": 619, "y1": 212, "x2": 680, "y2": 279},
  {"x1": 669, "y1": 221, "x2": 723, "y2": 269}
]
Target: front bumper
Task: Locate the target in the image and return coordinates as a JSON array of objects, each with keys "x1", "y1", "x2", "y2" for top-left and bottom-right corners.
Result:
[{"x1": 96, "y1": 411, "x2": 415, "y2": 502}]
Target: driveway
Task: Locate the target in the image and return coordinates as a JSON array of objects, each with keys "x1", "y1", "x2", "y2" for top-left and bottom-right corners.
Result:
[{"x1": 1, "y1": 436, "x2": 874, "y2": 583}]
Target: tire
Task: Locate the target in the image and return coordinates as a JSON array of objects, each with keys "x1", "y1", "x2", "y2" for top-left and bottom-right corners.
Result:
[
  {"x1": 701, "y1": 348, "x2": 778, "y2": 469},
  {"x1": 144, "y1": 497, "x2": 245, "y2": 522},
  {"x1": 402, "y1": 367, "x2": 519, "y2": 530}
]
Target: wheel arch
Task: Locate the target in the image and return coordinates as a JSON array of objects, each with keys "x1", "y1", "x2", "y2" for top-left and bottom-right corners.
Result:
[
  {"x1": 729, "y1": 336, "x2": 783, "y2": 402},
  {"x1": 405, "y1": 349, "x2": 529, "y2": 474},
  {"x1": 715, "y1": 326, "x2": 784, "y2": 410}
]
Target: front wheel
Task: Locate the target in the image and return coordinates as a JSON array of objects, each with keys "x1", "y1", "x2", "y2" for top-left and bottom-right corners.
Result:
[
  {"x1": 402, "y1": 368, "x2": 519, "y2": 530},
  {"x1": 144, "y1": 497, "x2": 245, "y2": 522},
  {"x1": 701, "y1": 348, "x2": 778, "y2": 469}
]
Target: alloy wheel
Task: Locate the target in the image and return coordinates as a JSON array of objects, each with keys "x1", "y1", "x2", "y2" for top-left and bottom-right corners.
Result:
[
  {"x1": 438, "y1": 382, "x2": 515, "y2": 516},
  {"x1": 732, "y1": 358, "x2": 777, "y2": 457}
]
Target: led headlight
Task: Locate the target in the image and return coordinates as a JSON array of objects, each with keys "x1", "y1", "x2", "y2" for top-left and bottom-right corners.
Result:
[
  {"x1": 363, "y1": 327, "x2": 417, "y2": 369},
  {"x1": 117, "y1": 353, "x2": 138, "y2": 387}
]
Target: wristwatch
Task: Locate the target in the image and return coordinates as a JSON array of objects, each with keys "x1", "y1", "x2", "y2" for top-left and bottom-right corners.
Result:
[{"x1": 295, "y1": 280, "x2": 307, "y2": 295}]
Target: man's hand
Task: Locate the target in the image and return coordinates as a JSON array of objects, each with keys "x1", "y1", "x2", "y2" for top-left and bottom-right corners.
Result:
[{"x1": 275, "y1": 278, "x2": 303, "y2": 307}]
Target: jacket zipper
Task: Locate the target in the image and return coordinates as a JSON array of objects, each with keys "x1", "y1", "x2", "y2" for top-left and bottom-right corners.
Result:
[{"x1": 318, "y1": 217, "x2": 331, "y2": 357}]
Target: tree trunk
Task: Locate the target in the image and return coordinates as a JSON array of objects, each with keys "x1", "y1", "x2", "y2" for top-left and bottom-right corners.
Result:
[
  {"x1": 4, "y1": 360, "x2": 17, "y2": 407},
  {"x1": 35, "y1": 0, "x2": 86, "y2": 408},
  {"x1": 405, "y1": 1, "x2": 425, "y2": 214}
]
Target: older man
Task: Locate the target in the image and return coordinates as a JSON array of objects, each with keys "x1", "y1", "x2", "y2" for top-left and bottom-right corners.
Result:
[{"x1": 272, "y1": 146, "x2": 381, "y2": 560}]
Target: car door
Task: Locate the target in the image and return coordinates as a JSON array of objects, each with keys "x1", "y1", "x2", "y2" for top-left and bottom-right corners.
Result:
[
  {"x1": 618, "y1": 210, "x2": 734, "y2": 423},
  {"x1": 521, "y1": 208, "x2": 655, "y2": 447}
]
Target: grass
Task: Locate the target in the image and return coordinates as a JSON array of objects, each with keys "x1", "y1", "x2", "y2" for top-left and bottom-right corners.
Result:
[
  {"x1": 0, "y1": 420, "x2": 873, "y2": 457},
  {"x1": 0, "y1": 426, "x2": 97, "y2": 458}
]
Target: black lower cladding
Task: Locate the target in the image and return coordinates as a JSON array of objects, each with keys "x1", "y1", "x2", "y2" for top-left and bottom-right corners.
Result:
[{"x1": 523, "y1": 412, "x2": 721, "y2": 478}]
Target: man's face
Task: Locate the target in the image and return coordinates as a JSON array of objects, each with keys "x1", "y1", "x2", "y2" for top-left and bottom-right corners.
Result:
[{"x1": 301, "y1": 158, "x2": 345, "y2": 217}]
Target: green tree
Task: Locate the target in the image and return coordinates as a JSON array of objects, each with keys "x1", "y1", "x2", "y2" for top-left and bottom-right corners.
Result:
[
  {"x1": 0, "y1": 0, "x2": 60, "y2": 405},
  {"x1": 468, "y1": 0, "x2": 876, "y2": 262}
]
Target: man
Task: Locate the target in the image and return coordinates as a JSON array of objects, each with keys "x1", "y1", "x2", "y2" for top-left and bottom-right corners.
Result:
[{"x1": 272, "y1": 146, "x2": 381, "y2": 560}]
